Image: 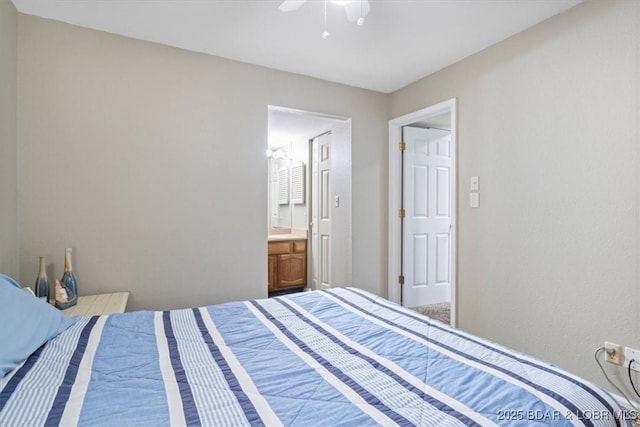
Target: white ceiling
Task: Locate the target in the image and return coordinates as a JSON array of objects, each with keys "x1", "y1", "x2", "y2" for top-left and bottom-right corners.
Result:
[{"x1": 12, "y1": 0, "x2": 581, "y2": 93}]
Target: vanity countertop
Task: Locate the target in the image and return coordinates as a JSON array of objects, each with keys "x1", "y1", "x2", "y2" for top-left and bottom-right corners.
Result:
[{"x1": 268, "y1": 234, "x2": 307, "y2": 242}]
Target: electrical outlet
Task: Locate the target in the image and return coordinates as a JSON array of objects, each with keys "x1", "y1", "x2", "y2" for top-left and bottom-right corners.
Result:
[
  {"x1": 604, "y1": 342, "x2": 624, "y2": 365},
  {"x1": 624, "y1": 346, "x2": 640, "y2": 372}
]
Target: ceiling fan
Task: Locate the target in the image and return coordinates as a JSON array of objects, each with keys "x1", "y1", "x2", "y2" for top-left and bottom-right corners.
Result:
[{"x1": 279, "y1": 0, "x2": 371, "y2": 26}]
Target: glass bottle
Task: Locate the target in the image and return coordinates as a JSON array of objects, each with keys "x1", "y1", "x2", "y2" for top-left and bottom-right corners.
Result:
[
  {"x1": 34, "y1": 256, "x2": 50, "y2": 303},
  {"x1": 57, "y1": 247, "x2": 78, "y2": 309}
]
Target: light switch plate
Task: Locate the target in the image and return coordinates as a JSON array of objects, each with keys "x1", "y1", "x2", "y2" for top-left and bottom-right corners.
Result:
[
  {"x1": 470, "y1": 192, "x2": 480, "y2": 208},
  {"x1": 470, "y1": 176, "x2": 479, "y2": 191}
]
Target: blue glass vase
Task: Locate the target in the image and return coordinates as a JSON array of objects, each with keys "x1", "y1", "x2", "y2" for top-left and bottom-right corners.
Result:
[
  {"x1": 34, "y1": 256, "x2": 50, "y2": 303},
  {"x1": 56, "y1": 247, "x2": 78, "y2": 309}
]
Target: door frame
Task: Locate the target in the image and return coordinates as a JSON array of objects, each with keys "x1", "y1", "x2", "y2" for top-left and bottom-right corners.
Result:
[
  {"x1": 388, "y1": 98, "x2": 458, "y2": 326},
  {"x1": 267, "y1": 105, "x2": 352, "y2": 291}
]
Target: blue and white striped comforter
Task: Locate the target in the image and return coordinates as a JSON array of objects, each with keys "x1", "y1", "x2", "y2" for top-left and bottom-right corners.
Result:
[{"x1": 0, "y1": 288, "x2": 631, "y2": 426}]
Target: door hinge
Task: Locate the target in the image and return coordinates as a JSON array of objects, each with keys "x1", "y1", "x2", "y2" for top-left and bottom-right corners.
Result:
[
  {"x1": 399, "y1": 141, "x2": 406, "y2": 151},
  {"x1": 398, "y1": 208, "x2": 405, "y2": 218},
  {"x1": 398, "y1": 275, "x2": 405, "y2": 285}
]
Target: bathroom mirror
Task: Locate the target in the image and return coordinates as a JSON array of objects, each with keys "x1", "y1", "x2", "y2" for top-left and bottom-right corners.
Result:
[
  {"x1": 267, "y1": 138, "x2": 309, "y2": 230},
  {"x1": 268, "y1": 149, "x2": 293, "y2": 229}
]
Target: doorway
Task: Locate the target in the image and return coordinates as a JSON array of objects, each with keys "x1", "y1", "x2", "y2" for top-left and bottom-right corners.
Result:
[
  {"x1": 267, "y1": 106, "x2": 352, "y2": 292},
  {"x1": 388, "y1": 99, "x2": 458, "y2": 326}
]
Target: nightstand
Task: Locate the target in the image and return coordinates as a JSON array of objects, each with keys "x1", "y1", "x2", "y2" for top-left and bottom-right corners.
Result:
[{"x1": 60, "y1": 292, "x2": 130, "y2": 316}]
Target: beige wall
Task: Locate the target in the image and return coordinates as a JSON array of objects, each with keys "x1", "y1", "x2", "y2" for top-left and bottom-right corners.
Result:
[
  {"x1": 17, "y1": 15, "x2": 388, "y2": 310},
  {"x1": 13, "y1": 0, "x2": 639, "y2": 391},
  {"x1": 0, "y1": 0, "x2": 18, "y2": 278},
  {"x1": 389, "y1": 0, "x2": 640, "y2": 387}
]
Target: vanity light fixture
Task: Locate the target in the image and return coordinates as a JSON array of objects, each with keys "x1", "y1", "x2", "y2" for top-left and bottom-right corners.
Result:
[{"x1": 267, "y1": 149, "x2": 291, "y2": 159}]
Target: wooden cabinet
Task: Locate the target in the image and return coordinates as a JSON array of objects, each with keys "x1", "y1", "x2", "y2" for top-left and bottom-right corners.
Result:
[
  {"x1": 268, "y1": 254, "x2": 277, "y2": 291},
  {"x1": 268, "y1": 239, "x2": 306, "y2": 292}
]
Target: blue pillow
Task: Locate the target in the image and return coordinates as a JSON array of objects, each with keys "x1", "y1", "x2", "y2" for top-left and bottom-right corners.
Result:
[
  {"x1": 0, "y1": 275, "x2": 76, "y2": 377},
  {"x1": 0, "y1": 274, "x2": 21, "y2": 289}
]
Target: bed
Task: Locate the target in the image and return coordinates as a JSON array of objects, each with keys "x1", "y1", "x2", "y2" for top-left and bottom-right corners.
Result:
[{"x1": 0, "y1": 277, "x2": 631, "y2": 426}]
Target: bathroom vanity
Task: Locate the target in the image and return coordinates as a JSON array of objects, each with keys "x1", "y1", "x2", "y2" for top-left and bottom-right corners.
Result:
[{"x1": 268, "y1": 232, "x2": 307, "y2": 293}]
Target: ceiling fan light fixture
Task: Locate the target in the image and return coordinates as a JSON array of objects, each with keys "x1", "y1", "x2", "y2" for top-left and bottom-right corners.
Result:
[
  {"x1": 278, "y1": 0, "x2": 306, "y2": 12},
  {"x1": 278, "y1": 0, "x2": 370, "y2": 38},
  {"x1": 344, "y1": 0, "x2": 370, "y2": 23}
]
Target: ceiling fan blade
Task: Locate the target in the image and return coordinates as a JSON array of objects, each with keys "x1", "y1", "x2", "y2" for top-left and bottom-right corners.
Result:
[
  {"x1": 344, "y1": 0, "x2": 370, "y2": 22},
  {"x1": 279, "y1": 0, "x2": 307, "y2": 12}
]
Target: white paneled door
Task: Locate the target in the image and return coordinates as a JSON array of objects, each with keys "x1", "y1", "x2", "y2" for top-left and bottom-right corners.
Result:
[
  {"x1": 402, "y1": 126, "x2": 452, "y2": 306},
  {"x1": 311, "y1": 132, "x2": 331, "y2": 290}
]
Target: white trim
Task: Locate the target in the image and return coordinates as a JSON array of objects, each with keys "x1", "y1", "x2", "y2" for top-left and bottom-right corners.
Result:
[
  {"x1": 388, "y1": 98, "x2": 458, "y2": 327},
  {"x1": 267, "y1": 104, "x2": 349, "y2": 121}
]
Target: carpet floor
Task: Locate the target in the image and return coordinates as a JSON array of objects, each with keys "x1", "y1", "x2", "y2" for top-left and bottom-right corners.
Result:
[{"x1": 409, "y1": 302, "x2": 450, "y2": 324}]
